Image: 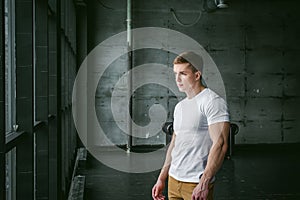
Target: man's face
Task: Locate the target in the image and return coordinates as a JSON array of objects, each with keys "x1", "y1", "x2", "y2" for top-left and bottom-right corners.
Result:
[{"x1": 173, "y1": 63, "x2": 200, "y2": 93}]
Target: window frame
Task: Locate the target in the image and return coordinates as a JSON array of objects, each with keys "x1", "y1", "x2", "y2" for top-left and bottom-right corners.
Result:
[{"x1": 4, "y1": 0, "x2": 17, "y2": 199}]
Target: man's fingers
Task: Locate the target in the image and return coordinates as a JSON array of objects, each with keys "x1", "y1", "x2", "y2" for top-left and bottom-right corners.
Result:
[
  {"x1": 152, "y1": 186, "x2": 163, "y2": 200},
  {"x1": 192, "y1": 193, "x2": 198, "y2": 200},
  {"x1": 151, "y1": 186, "x2": 157, "y2": 199},
  {"x1": 154, "y1": 187, "x2": 159, "y2": 197}
]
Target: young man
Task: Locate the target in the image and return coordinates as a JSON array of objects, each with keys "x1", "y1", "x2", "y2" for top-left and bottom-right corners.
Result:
[{"x1": 152, "y1": 51, "x2": 230, "y2": 200}]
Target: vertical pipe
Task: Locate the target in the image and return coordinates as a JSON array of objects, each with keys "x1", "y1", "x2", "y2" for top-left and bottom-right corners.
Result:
[
  {"x1": 32, "y1": 1, "x2": 36, "y2": 199},
  {"x1": 127, "y1": 0, "x2": 132, "y2": 48},
  {"x1": 126, "y1": 0, "x2": 132, "y2": 153}
]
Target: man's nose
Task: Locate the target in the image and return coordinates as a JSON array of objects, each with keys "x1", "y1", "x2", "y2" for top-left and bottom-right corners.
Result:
[{"x1": 175, "y1": 74, "x2": 181, "y2": 82}]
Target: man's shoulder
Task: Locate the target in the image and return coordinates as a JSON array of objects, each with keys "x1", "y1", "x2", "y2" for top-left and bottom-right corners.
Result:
[
  {"x1": 195, "y1": 88, "x2": 227, "y2": 111},
  {"x1": 201, "y1": 88, "x2": 225, "y2": 101}
]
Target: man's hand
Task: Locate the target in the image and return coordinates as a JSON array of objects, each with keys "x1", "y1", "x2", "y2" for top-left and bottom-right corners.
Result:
[
  {"x1": 191, "y1": 175, "x2": 211, "y2": 200},
  {"x1": 191, "y1": 183, "x2": 209, "y2": 200},
  {"x1": 152, "y1": 179, "x2": 166, "y2": 200}
]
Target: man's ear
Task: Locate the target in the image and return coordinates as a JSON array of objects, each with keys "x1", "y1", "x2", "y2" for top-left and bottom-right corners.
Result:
[{"x1": 195, "y1": 71, "x2": 201, "y2": 81}]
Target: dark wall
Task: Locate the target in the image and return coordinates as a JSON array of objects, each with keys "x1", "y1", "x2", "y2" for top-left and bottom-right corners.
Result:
[{"x1": 84, "y1": 0, "x2": 300, "y2": 145}]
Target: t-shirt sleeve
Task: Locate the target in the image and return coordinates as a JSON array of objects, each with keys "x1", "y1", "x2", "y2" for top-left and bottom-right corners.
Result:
[{"x1": 206, "y1": 96, "x2": 230, "y2": 125}]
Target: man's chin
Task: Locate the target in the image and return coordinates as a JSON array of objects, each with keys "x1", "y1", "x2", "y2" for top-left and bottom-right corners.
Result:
[{"x1": 178, "y1": 88, "x2": 185, "y2": 92}]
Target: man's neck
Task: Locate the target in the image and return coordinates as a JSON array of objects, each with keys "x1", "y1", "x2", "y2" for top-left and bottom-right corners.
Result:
[{"x1": 186, "y1": 84, "x2": 206, "y2": 99}]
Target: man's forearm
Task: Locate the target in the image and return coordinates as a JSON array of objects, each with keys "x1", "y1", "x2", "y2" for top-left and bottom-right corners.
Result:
[
  {"x1": 202, "y1": 137, "x2": 228, "y2": 180},
  {"x1": 192, "y1": 124, "x2": 229, "y2": 198},
  {"x1": 202, "y1": 122, "x2": 230, "y2": 181},
  {"x1": 157, "y1": 134, "x2": 175, "y2": 181},
  {"x1": 158, "y1": 165, "x2": 170, "y2": 181}
]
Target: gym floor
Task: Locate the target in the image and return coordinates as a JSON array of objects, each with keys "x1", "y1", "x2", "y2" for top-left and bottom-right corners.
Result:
[{"x1": 80, "y1": 144, "x2": 300, "y2": 200}]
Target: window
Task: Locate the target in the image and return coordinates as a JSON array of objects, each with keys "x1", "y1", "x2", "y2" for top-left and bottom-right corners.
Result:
[
  {"x1": 5, "y1": 0, "x2": 16, "y2": 199},
  {"x1": 4, "y1": 0, "x2": 16, "y2": 134},
  {"x1": 5, "y1": 149, "x2": 16, "y2": 200}
]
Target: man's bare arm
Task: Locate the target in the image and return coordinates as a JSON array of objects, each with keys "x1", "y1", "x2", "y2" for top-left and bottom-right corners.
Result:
[
  {"x1": 192, "y1": 122, "x2": 230, "y2": 199},
  {"x1": 158, "y1": 133, "x2": 176, "y2": 181},
  {"x1": 203, "y1": 121, "x2": 230, "y2": 181},
  {"x1": 152, "y1": 133, "x2": 176, "y2": 200}
]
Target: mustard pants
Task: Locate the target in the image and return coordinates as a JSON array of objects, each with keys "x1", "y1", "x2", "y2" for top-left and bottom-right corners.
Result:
[{"x1": 168, "y1": 176, "x2": 214, "y2": 200}]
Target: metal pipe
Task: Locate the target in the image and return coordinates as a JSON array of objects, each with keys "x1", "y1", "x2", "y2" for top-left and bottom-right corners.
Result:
[
  {"x1": 126, "y1": 0, "x2": 133, "y2": 153},
  {"x1": 127, "y1": 0, "x2": 132, "y2": 48}
]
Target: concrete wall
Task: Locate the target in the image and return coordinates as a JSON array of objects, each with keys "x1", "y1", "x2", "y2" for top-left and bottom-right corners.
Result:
[{"x1": 84, "y1": 0, "x2": 300, "y2": 145}]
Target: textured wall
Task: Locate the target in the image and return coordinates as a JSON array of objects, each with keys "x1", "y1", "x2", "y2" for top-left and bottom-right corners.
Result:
[{"x1": 85, "y1": 0, "x2": 300, "y2": 145}]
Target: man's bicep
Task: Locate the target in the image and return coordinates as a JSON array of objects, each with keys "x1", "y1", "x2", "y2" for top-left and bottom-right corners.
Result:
[{"x1": 208, "y1": 122, "x2": 230, "y2": 143}]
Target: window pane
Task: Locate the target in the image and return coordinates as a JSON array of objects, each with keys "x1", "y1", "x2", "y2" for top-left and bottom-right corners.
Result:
[
  {"x1": 4, "y1": 0, "x2": 16, "y2": 134},
  {"x1": 5, "y1": 0, "x2": 16, "y2": 199},
  {"x1": 5, "y1": 149, "x2": 16, "y2": 200}
]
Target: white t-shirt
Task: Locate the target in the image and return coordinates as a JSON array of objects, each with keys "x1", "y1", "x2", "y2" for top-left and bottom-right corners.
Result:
[{"x1": 169, "y1": 88, "x2": 230, "y2": 183}]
